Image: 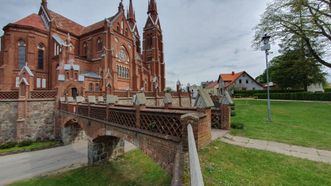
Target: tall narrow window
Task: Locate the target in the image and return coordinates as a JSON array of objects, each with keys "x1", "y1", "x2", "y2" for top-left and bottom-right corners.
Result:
[
  {"x1": 37, "y1": 44, "x2": 45, "y2": 70},
  {"x1": 83, "y1": 42, "x2": 88, "y2": 57},
  {"x1": 97, "y1": 38, "x2": 103, "y2": 52},
  {"x1": 18, "y1": 40, "x2": 26, "y2": 68},
  {"x1": 95, "y1": 83, "x2": 100, "y2": 92},
  {"x1": 89, "y1": 83, "x2": 93, "y2": 91},
  {"x1": 147, "y1": 37, "x2": 152, "y2": 49}
]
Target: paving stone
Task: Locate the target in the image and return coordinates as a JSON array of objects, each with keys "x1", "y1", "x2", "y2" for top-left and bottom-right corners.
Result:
[
  {"x1": 290, "y1": 145, "x2": 319, "y2": 156},
  {"x1": 317, "y1": 150, "x2": 331, "y2": 158},
  {"x1": 211, "y1": 130, "x2": 331, "y2": 165},
  {"x1": 245, "y1": 139, "x2": 268, "y2": 150}
]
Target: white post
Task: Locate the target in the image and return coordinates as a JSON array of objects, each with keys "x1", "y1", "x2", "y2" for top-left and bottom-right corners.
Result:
[{"x1": 187, "y1": 124, "x2": 204, "y2": 186}]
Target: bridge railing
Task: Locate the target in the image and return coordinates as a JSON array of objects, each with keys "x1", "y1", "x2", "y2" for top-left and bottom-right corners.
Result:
[
  {"x1": 61, "y1": 103, "x2": 198, "y2": 140},
  {"x1": 187, "y1": 124, "x2": 205, "y2": 186}
]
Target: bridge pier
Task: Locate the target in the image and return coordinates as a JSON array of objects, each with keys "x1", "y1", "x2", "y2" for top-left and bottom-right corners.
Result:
[{"x1": 88, "y1": 136, "x2": 124, "y2": 165}]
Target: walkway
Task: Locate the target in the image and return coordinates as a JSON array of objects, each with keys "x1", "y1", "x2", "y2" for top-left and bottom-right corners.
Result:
[
  {"x1": 0, "y1": 141, "x2": 136, "y2": 186},
  {"x1": 212, "y1": 129, "x2": 331, "y2": 164}
]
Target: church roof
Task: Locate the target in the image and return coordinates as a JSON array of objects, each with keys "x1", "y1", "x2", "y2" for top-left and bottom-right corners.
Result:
[
  {"x1": 80, "y1": 71, "x2": 101, "y2": 79},
  {"x1": 47, "y1": 10, "x2": 85, "y2": 36},
  {"x1": 13, "y1": 13, "x2": 47, "y2": 31},
  {"x1": 81, "y1": 15, "x2": 117, "y2": 35}
]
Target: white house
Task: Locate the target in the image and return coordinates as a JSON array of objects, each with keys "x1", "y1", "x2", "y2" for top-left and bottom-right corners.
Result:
[{"x1": 218, "y1": 71, "x2": 264, "y2": 91}]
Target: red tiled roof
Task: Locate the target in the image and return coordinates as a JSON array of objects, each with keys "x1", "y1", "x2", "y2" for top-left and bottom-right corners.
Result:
[
  {"x1": 220, "y1": 71, "x2": 244, "y2": 83},
  {"x1": 14, "y1": 13, "x2": 47, "y2": 31},
  {"x1": 81, "y1": 15, "x2": 117, "y2": 35},
  {"x1": 205, "y1": 81, "x2": 218, "y2": 89},
  {"x1": 48, "y1": 10, "x2": 84, "y2": 36}
]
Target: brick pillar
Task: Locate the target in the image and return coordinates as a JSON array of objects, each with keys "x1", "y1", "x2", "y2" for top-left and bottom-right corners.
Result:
[
  {"x1": 88, "y1": 136, "x2": 124, "y2": 165},
  {"x1": 220, "y1": 104, "x2": 231, "y2": 130},
  {"x1": 180, "y1": 111, "x2": 211, "y2": 151}
]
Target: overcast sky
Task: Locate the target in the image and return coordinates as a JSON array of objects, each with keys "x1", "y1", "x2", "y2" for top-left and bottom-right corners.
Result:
[{"x1": 0, "y1": 0, "x2": 330, "y2": 87}]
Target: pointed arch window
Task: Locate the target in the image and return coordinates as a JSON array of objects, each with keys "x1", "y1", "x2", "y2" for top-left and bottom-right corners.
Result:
[
  {"x1": 89, "y1": 83, "x2": 94, "y2": 92},
  {"x1": 97, "y1": 38, "x2": 103, "y2": 52},
  {"x1": 83, "y1": 42, "x2": 88, "y2": 57},
  {"x1": 37, "y1": 44, "x2": 45, "y2": 70},
  {"x1": 95, "y1": 83, "x2": 100, "y2": 92},
  {"x1": 18, "y1": 40, "x2": 26, "y2": 68}
]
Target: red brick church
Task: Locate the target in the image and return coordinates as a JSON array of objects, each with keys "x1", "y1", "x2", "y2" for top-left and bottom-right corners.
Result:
[{"x1": 0, "y1": 0, "x2": 165, "y2": 97}]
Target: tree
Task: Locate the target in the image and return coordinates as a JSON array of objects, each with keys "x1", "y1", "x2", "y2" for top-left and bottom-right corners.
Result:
[
  {"x1": 256, "y1": 49, "x2": 326, "y2": 89},
  {"x1": 253, "y1": 0, "x2": 331, "y2": 68},
  {"x1": 165, "y1": 87, "x2": 173, "y2": 93}
]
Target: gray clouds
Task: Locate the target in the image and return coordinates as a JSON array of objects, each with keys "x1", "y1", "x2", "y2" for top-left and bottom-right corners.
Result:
[{"x1": 0, "y1": 0, "x2": 329, "y2": 88}]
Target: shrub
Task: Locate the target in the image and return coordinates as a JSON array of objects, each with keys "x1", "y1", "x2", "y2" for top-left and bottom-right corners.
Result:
[
  {"x1": 0, "y1": 141, "x2": 17, "y2": 149},
  {"x1": 255, "y1": 92, "x2": 331, "y2": 101},
  {"x1": 231, "y1": 123, "x2": 244, "y2": 129},
  {"x1": 231, "y1": 111, "x2": 236, "y2": 117},
  {"x1": 234, "y1": 89, "x2": 304, "y2": 97},
  {"x1": 18, "y1": 139, "x2": 33, "y2": 147}
]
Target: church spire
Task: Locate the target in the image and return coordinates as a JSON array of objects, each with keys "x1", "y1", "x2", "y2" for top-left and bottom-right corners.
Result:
[
  {"x1": 127, "y1": 0, "x2": 136, "y2": 23},
  {"x1": 118, "y1": 0, "x2": 124, "y2": 12},
  {"x1": 148, "y1": 0, "x2": 158, "y2": 15},
  {"x1": 41, "y1": 0, "x2": 48, "y2": 8}
]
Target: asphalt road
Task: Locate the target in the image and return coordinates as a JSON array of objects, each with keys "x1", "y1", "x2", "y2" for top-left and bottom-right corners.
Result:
[{"x1": 0, "y1": 141, "x2": 136, "y2": 186}]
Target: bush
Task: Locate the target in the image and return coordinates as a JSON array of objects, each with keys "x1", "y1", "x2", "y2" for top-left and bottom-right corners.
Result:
[
  {"x1": 325, "y1": 88, "x2": 331, "y2": 93},
  {"x1": 231, "y1": 123, "x2": 244, "y2": 129},
  {"x1": 0, "y1": 141, "x2": 17, "y2": 149},
  {"x1": 255, "y1": 92, "x2": 331, "y2": 101},
  {"x1": 234, "y1": 89, "x2": 304, "y2": 97},
  {"x1": 18, "y1": 140, "x2": 33, "y2": 147},
  {"x1": 231, "y1": 111, "x2": 236, "y2": 117}
]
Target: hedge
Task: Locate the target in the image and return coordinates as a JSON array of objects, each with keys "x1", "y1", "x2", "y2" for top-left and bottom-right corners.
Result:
[
  {"x1": 254, "y1": 92, "x2": 331, "y2": 101},
  {"x1": 325, "y1": 88, "x2": 331, "y2": 93},
  {"x1": 234, "y1": 90, "x2": 304, "y2": 97}
]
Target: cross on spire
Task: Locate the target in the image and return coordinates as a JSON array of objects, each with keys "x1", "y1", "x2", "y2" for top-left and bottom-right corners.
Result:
[{"x1": 118, "y1": 0, "x2": 124, "y2": 12}]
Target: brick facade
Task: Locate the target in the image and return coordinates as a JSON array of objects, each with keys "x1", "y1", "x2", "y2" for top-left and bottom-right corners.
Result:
[{"x1": 0, "y1": 0, "x2": 165, "y2": 96}]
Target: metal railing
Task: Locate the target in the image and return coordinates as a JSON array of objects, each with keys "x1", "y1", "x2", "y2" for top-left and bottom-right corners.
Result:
[{"x1": 187, "y1": 124, "x2": 204, "y2": 186}]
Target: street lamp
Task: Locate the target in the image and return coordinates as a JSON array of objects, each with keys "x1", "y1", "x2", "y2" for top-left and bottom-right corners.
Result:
[{"x1": 261, "y1": 34, "x2": 272, "y2": 122}]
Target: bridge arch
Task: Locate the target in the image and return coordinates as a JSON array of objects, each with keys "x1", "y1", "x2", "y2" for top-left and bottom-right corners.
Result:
[{"x1": 61, "y1": 118, "x2": 87, "y2": 145}]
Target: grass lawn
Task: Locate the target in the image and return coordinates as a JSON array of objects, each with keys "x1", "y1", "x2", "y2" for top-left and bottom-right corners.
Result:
[
  {"x1": 231, "y1": 100, "x2": 331, "y2": 150},
  {"x1": 10, "y1": 141, "x2": 331, "y2": 186},
  {"x1": 10, "y1": 150, "x2": 171, "y2": 186},
  {"x1": 194, "y1": 140, "x2": 331, "y2": 186},
  {"x1": 0, "y1": 141, "x2": 61, "y2": 155}
]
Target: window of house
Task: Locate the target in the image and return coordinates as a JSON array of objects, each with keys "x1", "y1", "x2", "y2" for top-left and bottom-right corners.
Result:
[
  {"x1": 97, "y1": 38, "x2": 103, "y2": 52},
  {"x1": 38, "y1": 44, "x2": 45, "y2": 70},
  {"x1": 18, "y1": 40, "x2": 26, "y2": 69},
  {"x1": 239, "y1": 79, "x2": 242, "y2": 84},
  {"x1": 246, "y1": 80, "x2": 249, "y2": 84}
]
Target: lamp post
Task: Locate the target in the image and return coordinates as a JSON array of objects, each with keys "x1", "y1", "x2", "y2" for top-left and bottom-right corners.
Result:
[{"x1": 261, "y1": 34, "x2": 272, "y2": 122}]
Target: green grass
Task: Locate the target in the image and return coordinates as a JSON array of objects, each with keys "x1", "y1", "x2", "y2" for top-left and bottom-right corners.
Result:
[
  {"x1": 231, "y1": 100, "x2": 331, "y2": 150},
  {"x1": 10, "y1": 150, "x2": 171, "y2": 186},
  {"x1": 191, "y1": 140, "x2": 331, "y2": 186},
  {"x1": 0, "y1": 141, "x2": 61, "y2": 155}
]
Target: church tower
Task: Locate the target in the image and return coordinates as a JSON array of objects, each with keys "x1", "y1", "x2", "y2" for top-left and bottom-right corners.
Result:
[{"x1": 143, "y1": 0, "x2": 165, "y2": 92}]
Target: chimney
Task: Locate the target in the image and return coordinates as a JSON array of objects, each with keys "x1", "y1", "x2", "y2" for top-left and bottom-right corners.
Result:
[{"x1": 232, "y1": 71, "x2": 235, "y2": 75}]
